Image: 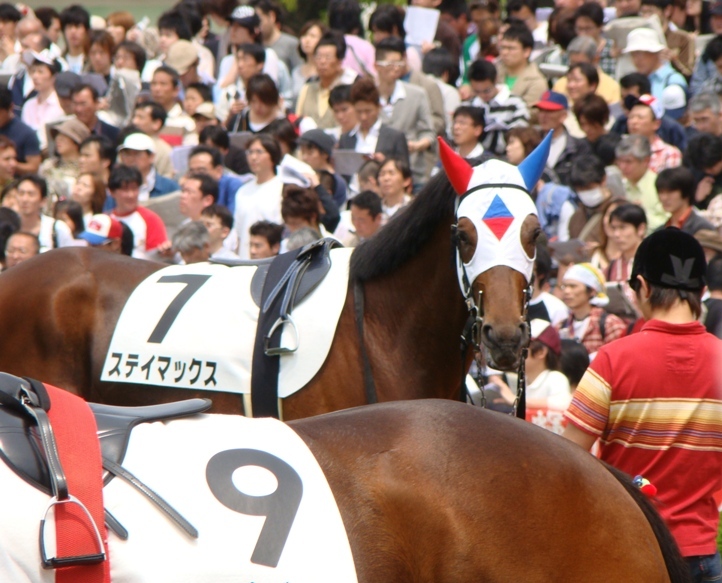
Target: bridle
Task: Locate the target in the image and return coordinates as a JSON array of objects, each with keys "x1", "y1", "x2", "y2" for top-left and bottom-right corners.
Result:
[{"x1": 452, "y1": 188, "x2": 534, "y2": 419}]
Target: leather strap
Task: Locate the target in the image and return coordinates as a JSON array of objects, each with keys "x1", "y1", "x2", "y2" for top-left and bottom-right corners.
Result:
[
  {"x1": 353, "y1": 279, "x2": 377, "y2": 405},
  {"x1": 44, "y1": 383, "x2": 110, "y2": 583}
]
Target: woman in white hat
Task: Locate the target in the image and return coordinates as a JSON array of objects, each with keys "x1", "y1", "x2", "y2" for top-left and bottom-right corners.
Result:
[{"x1": 556, "y1": 262, "x2": 627, "y2": 355}]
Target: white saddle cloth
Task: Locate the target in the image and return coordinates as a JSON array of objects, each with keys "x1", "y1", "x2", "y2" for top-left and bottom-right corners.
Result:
[
  {"x1": 0, "y1": 414, "x2": 358, "y2": 582},
  {"x1": 101, "y1": 248, "x2": 353, "y2": 399}
]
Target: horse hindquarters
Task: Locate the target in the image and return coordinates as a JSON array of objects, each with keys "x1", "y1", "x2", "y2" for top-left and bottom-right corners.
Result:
[{"x1": 295, "y1": 400, "x2": 675, "y2": 583}]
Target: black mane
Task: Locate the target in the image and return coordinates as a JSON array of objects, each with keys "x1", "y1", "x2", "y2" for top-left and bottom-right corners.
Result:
[{"x1": 350, "y1": 170, "x2": 457, "y2": 282}]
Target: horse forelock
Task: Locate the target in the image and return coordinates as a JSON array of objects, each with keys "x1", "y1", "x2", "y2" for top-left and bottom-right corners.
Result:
[{"x1": 350, "y1": 170, "x2": 458, "y2": 282}]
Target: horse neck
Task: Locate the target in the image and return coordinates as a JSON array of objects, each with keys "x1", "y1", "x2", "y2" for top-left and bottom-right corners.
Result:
[{"x1": 361, "y1": 219, "x2": 469, "y2": 401}]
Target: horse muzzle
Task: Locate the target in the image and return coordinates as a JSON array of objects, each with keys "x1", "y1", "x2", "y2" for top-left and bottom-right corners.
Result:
[{"x1": 480, "y1": 323, "x2": 529, "y2": 371}]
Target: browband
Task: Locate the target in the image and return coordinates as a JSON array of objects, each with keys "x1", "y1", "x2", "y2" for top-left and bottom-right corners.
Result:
[{"x1": 458, "y1": 182, "x2": 530, "y2": 205}]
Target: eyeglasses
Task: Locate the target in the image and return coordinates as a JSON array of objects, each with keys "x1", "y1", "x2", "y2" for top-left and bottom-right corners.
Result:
[
  {"x1": 246, "y1": 148, "x2": 267, "y2": 156},
  {"x1": 376, "y1": 60, "x2": 404, "y2": 68}
]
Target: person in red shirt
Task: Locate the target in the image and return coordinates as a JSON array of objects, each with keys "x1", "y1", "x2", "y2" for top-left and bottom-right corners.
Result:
[
  {"x1": 563, "y1": 228, "x2": 722, "y2": 582},
  {"x1": 108, "y1": 165, "x2": 168, "y2": 260}
]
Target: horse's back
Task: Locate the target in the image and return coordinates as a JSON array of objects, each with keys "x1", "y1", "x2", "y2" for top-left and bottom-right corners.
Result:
[{"x1": 292, "y1": 400, "x2": 674, "y2": 583}]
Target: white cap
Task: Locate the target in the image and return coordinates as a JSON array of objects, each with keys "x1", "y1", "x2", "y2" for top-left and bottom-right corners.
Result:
[
  {"x1": 118, "y1": 133, "x2": 156, "y2": 154},
  {"x1": 623, "y1": 28, "x2": 666, "y2": 53}
]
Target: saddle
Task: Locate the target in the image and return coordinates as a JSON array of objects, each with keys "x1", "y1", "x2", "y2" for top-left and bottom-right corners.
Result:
[
  {"x1": 0, "y1": 373, "x2": 210, "y2": 544},
  {"x1": 249, "y1": 238, "x2": 342, "y2": 418}
]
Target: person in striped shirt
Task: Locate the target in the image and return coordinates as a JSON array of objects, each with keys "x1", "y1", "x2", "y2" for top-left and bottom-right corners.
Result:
[
  {"x1": 563, "y1": 228, "x2": 722, "y2": 582},
  {"x1": 467, "y1": 59, "x2": 529, "y2": 156}
]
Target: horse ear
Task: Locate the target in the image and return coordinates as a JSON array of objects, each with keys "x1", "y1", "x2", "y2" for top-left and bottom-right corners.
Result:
[
  {"x1": 517, "y1": 131, "x2": 553, "y2": 191},
  {"x1": 438, "y1": 136, "x2": 473, "y2": 196}
]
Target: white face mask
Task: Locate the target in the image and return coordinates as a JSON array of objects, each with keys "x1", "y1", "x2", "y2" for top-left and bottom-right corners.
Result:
[{"x1": 577, "y1": 186, "x2": 605, "y2": 208}]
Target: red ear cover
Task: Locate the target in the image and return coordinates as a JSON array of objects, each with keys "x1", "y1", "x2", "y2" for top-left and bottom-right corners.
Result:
[{"x1": 438, "y1": 137, "x2": 473, "y2": 196}]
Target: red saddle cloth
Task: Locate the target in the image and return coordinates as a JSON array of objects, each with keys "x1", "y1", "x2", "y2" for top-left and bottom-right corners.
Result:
[{"x1": 44, "y1": 383, "x2": 110, "y2": 583}]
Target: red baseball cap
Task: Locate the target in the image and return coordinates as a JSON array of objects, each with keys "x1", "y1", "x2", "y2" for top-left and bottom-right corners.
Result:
[
  {"x1": 79, "y1": 215, "x2": 123, "y2": 246},
  {"x1": 534, "y1": 90, "x2": 568, "y2": 111}
]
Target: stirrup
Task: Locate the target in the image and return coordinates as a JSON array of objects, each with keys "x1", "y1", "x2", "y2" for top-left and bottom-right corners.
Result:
[
  {"x1": 264, "y1": 314, "x2": 299, "y2": 355},
  {"x1": 40, "y1": 494, "x2": 106, "y2": 568}
]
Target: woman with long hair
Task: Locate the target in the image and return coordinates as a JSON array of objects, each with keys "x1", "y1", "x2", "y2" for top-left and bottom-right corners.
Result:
[{"x1": 71, "y1": 172, "x2": 107, "y2": 226}]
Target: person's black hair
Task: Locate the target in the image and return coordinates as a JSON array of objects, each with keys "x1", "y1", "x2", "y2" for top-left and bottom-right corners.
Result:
[
  {"x1": 328, "y1": 84, "x2": 352, "y2": 107},
  {"x1": 422, "y1": 47, "x2": 455, "y2": 79},
  {"x1": 643, "y1": 284, "x2": 703, "y2": 318},
  {"x1": 377, "y1": 157, "x2": 412, "y2": 181},
  {"x1": 315, "y1": 29, "x2": 347, "y2": 60},
  {"x1": 0, "y1": 3, "x2": 22, "y2": 23},
  {"x1": 186, "y1": 82, "x2": 213, "y2": 103},
  {"x1": 237, "y1": 42, "x2": 266, "y2": 64},
  {"x1": 369, "y1": 4, "x2": 405, "y2": 37},
  {"x1": 80, "y1": 134, "x2": 116, "y2": 165},
  {"x1": 190, "y1": 144, "x2": 223, "y2": 167},
  {"x1": 185, "y1": 172, "x2": 219, "y2": 203},
  {"x1": 0, "y1": 206, "x2": 19, "y2": 262},
  {"x1": 502, "y1": 23, "x2": 534, "y2": 51},
  {"x1": 619, "y1": 72, "x2": 651, "y2": 95},
  {"x1": 70, "y1": 83, "x2": 99, "y2": 101},
  {"x1": 0, "y1": 86, "x2": 12, "y2": 110},
  {"x1": 54, "y1": 199, "x2": 84, "y2": 237},
  {"x1": 267, "y1": 117, "x2": 297, "y2": 153},
  {"x1": 375, "y1": 35, "x2": 406, "y2": 61},
  {"x1": 594, "y1": 132, "x2": 621, "y2": 166},
  {"x1": 573, "y1": 93, "x2": 609, "y2": 127},
  {"x1": 529, "y1": 339, "x2": 559, "y2": 371},
  {"x1": 158, "y1": 9, "x2": 193, "y2": 40},
  {"x1": 439, "y1": 0, "x2": 469, "y2": 19},
  {"x1": 641, "y1": 0, "x2": 671, "y2": 9},
  {"x1": 686, "y1": 133, "x2": 722, "y2": 172},
  {"x1": 201, "y1": 203, "x2": 235, "y2": 230},
  {"x1": 252, "y1": 0, "x2": 285, "y2": 24},
  {"x1": 119, "y1": 221, "x2": 134, "y2": 256},
  {"x1": 574, "y1": 1, "x2": 604, "y2": 27},
  {"x1": 59, "y1": 5, "x2": 90, "y2": 30},
  {"x1": 468, "y1": 59, "x2": 497, "y2": 83},
  {"x1": 328, "y1": 0, "x2": 364, "y2": 36},
  {"x1": 453, "y1": 106, "x2": 485, "y2": 142},
  {"x1": 350, "y1": 189, "x2": 383, "y2": 217},
  {"x1": 17, "y1": 174, "x2": 48, "y2": 199},
  {"x1": 153, "y1": 65, "x2": 181, "y2": 88},
  {"x1": 108, "y1": 164, "x2": 142, "y2": 190},
  {"x1": 535, "y1": 243, "x2": 552, "y2": 287},
  {"x1": 199, "y1": 125, "x2": 230, "y2": 150},
  {"x1": 246, "y1": 73, "x2": 279, "y2": 106},
  {"x1": 135, "y1": 99, "x2": 168, "y2": 126},
  {"x1": 569, "y1": 62, "x2": 599, "y2": 88},
  {"x1": 655, "y1": 166, "x2": 696, "y2": 204},
  {"x1": 703, "y1": 35, "x2": 722, "y2": 64},
  {"x1": 249, "y1": 219, "x2": 283, "y2": 246},
  {"x1": 507, "y1": 0, "x2": 538, "y2": 15},
  {"x1": 609, "y1": 203, "x2": 647, "y2": 229},
  {"x1": 707, "y1": 255, "x2": 722, "y2": 292},
  {"x1": 570, "y1": 155, "x2": 606, "y2": 189},
  {"x1": 559, "y1": 339, "x2": 589, "y2": 388},
  {"x1": 34, "y1": 7, "x2": 60, "y2": 31},
  {"x1": 176, "y1": 2, "x2": 203, "y2": 37},
  {"x1": 115, "y1": 40, "x2": 147, "y2": 72},
  {"x1": 248, "y1": 134, "x2": 282, "y2": 168}
]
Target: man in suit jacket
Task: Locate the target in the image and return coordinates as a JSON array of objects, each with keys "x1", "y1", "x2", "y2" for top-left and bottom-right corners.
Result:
[{"x1": 338, "y1": 77, "x2": 410, "y2": 170}]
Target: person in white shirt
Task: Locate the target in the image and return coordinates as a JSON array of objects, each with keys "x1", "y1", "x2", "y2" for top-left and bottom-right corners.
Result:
[
  {"x1": 451, "y1": 105, "x2": 485, "y2": 159},
  {"x1": 377, "y1": 157, "x2": 412, "y2": 219},
  {"x1": 15, "y1": 174, "x2": 74, "y2": 252},
  {"x1": 234, "y1": 134, "x2": 284, "y2": 259}
]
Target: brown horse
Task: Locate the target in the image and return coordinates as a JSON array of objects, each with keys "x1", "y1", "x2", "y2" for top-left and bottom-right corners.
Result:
[
  {"x1": 0, "y1": 397, "x2": 689, "y2": 582},
  {"x1": 0, "y1": 148, "x2": 544, "y2": 418}
]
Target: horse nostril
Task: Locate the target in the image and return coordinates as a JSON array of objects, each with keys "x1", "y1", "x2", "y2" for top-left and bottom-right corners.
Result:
[{"x1": 482, "y1": 324, "x2": 494, "y2": 344}]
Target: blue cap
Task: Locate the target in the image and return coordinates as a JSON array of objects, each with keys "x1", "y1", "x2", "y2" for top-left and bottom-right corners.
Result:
[{"x1": 534, "y1": 90, "x2": 568, "y2": 111}]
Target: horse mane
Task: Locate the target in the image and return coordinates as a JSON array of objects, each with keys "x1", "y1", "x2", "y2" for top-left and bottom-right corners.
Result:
[{"x1": 350, "y1": 169, "x2": 458, "y2": 282}]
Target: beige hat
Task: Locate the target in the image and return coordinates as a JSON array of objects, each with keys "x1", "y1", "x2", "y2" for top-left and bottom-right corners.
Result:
[
  {"x1": 192, "y1": 102, "x2": 217, "y2": 120},
  {"x1": 164, "y1": 40, "x2": 198, "y2": 76},
  {"x1": 51, "y1": 117, "x2": 91, "y2": 145},
  {"x1": 695, "y1": 229, "x2": 722, "y2": 254},
  {"x1": 623, "y1": 28, "x2": 666, "y2": 54}
]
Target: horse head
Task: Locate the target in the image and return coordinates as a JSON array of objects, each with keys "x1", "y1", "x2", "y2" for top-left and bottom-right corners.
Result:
[{"x1": 439, "y1": 134, "x2": 551, "y2": 371}]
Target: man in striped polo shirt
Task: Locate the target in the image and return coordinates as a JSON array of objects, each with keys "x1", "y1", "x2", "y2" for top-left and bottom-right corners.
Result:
[
  {"x1": 563, "y1": 228, "x2": 722, "y2": 582},
  {"x1": 467, "y1": 59, "x2": 529, "y2": 156}
]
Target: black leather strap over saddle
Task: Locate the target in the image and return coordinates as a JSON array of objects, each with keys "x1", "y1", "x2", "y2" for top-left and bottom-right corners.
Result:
[
  {"x1": 0, "y1": 373, "x2": 210, "y2": 541},
  {"x1": 250, "y1": 238, "x2": 342, "y2": 418}
]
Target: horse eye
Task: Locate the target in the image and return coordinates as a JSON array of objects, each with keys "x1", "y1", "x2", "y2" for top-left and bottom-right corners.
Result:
[{"x1": 532, "y1": 228, "x2": 542, "y2": 242}]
